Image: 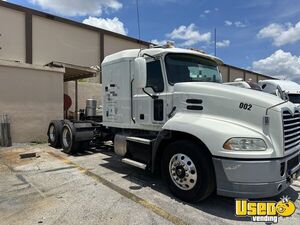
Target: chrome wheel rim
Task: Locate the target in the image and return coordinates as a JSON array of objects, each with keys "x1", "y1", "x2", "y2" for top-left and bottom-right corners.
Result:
[
  {"x1": 49, "y1": 125, "x2": 55, "y2": 142},
  {"x1": 169, "y1": 153, "x2": 197, "y2": 190},
  {"x1": 62, "y1": 127, "x2": 71, "y2": 148}
]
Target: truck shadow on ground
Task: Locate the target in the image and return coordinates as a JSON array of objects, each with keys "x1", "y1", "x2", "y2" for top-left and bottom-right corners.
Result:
[{"x1": 73, "y1": 145, "x2": 299, "y2": 222}]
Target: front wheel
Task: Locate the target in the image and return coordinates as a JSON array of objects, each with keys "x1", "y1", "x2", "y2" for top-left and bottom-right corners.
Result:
[{"x1": 161, "y1": 140, "x2": 215, "y2": 202}]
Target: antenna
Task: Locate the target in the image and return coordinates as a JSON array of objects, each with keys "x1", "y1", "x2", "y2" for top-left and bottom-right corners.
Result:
[
  {"x1": 136, "y1": 0, "x2": 142, "y2": 49},
  {"x1": 214, "y1": 28, "x2": 217, "y2": 57}
]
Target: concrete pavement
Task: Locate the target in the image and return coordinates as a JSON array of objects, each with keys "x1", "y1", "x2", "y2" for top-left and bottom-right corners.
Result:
[{"x1": 0, "y1": 144, "x2": 299, "y2": 225}]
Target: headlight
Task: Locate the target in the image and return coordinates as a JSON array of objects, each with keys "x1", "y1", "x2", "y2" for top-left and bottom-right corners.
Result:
[{"x1": 223, "y1": 138, "x2": 267, "y2": 151}]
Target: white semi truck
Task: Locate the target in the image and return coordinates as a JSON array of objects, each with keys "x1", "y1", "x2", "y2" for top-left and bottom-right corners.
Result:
[
  {"x1": 259, "y1": 80, "x2": 300, "y2": 106},
  {"x1": 225, "y1": 79, "x2": 262, "y2": 91},
  {"x1": 48, "y1": 47, "x2": 300, "y2": 202},
  {"x1": 225, "y1": 79, "x2": 300, "y2": 106}
]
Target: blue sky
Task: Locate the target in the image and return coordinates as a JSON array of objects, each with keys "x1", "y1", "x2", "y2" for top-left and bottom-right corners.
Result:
[{"x1": 4, "y1": 0, "x2": 300, "y2": 81}]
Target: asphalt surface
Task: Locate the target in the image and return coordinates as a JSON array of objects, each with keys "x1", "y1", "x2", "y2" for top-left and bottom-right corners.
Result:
[{"x1": 0, "y1": 143, "x2": 299, "y2": 225}]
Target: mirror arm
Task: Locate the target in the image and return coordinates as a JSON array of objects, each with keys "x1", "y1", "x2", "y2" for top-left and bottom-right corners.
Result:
[
  {"x1": 142, "y1": 53, "x2": 157, "y2": 60},
  {"x1": 285, "y1": 92, "x2": 290, "y2": 101},
  {"x1": 143, "y1": 88, "x2": 158, "y2": 99},
  {"x1": 168, "y1": 106, "x2": 177, "y2": 118}
]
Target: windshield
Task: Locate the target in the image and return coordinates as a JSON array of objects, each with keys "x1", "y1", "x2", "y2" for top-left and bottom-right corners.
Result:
[
  {"x1": 165, "y1": 54, "x2": 222, "y2": 84},
  {"x1": 288, "y1": 94, "x2": 300, "y2": 104}
]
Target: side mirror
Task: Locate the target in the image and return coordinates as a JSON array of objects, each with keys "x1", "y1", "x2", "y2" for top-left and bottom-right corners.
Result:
[
  {"x1": 283, "y1": 91, "x2": 289, "y2": 101},
  {"x1": 276, "y1": 86, "x2": 288, "y2": 100},
  {"x1": 275, "y1": 89, "x2": 281, "y2": 98},
  {"x1": 134, "y1": 57, "x2": 147, "y2": 89}
]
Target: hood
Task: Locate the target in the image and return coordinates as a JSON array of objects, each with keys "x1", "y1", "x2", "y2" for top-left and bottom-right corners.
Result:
[
  {"x1": 174, "y1": 82, "x2": 287, "y2": 110},
  {"x1": 172, "y1": 82, "x2": 298, "y2": 158}
]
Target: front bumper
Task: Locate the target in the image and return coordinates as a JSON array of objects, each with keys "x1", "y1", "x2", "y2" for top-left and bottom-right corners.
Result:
[{"x1": 213, "y1": 150, "x2": 300, "y2": 198}]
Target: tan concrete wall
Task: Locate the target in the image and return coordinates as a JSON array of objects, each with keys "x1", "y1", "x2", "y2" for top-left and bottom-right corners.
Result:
[
  {"x1": 245, "y1": 72, "x2": 258, "y2": 82},
  {"x1": 0, "y1": 5, "x2": 275, "y2": 86},
  {"x1": 32, "y1": 16, "x2": 100, "y2": 67},
  {"x1": 229, "y1": 68, "x2": 244, "y2": 82},
  {"x1": 0, "y1": 7, "x2": 26, "y2": 63},
  {"x1": 219, "y1": 65, "x2": 274, "y2": 83},
  {"x1": 0, "y1": 61, "x2": 64, "y2": 143},
  {"x1": 104, "y1": 34, "x2": 148, "y2": 57},
  {"x1": 257, "y1": 75, "x2": 269, "y2": 81},
  {"x1": 64, "y1": 82, "x2": 102, "y2": 112},
  {"x1": 219, "y1": 65, "x2": 229, "y2": 82}
]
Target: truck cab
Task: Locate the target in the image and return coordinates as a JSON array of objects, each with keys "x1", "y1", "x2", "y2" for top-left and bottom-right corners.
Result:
[
  {"x1": 101, "y1": 47, "x2": 300, "y2": 200},
  {"x1": 259, "y1": 80, "x2": 300, "y2": 106},
  {"x1": 102, "y1": 48, "x2": 223, "y2": 131},
  {"x1": 49, "y1": 46, "x2": 300, "y2": 202}
]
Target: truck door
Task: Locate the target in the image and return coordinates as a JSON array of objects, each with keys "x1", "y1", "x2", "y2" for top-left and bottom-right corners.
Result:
[{"x1": 133, "y1": 59, "x2": 167, "y2": 127}]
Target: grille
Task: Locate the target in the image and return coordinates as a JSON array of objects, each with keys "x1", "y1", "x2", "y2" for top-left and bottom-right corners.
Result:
[{"x1": 283, "y1": 110, "x2": 300, "y2": 151}]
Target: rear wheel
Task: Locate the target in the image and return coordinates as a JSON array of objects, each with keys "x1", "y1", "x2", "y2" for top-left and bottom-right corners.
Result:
[
  {"x1": 47, "y1": 120, "x2": 63, "y2": 148},
  {"x1": 61, "y1": 123, "x2": 81, "y2": 154},
  {"x1": 161, "y1": 140, "x2": 215, "y2": 202}
]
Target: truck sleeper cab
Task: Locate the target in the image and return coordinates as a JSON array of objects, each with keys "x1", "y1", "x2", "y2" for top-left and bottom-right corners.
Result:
[{"x1": 48, "y1": 47, "x2": 300, "y2": 202}]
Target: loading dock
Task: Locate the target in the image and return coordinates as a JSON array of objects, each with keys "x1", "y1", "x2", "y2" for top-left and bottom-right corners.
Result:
[
  {"x1": 46, "y1": 61, "x2": 98, "y2": 120},
  {"x1": 0, "y1": 60, "x2": 97, "y2": 143}
]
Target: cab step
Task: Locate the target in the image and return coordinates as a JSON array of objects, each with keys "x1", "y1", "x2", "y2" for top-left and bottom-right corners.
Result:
[
  {"x1": 125, "y1": 136, "x2": 154, "y2": 169},
  {"x1": 121, "y1": 158, "x2": 147, "y2": 170}
]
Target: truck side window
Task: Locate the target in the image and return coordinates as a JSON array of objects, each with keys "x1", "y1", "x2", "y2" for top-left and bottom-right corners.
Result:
[{"x1": 146, "y1": 61, "x2": 164, "y2": 92}]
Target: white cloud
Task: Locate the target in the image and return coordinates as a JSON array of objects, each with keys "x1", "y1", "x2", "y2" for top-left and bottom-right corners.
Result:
[
  {"x1": 252, "y1": 50, "x2": 300, "y2": 81},
  {"x1": 200, "y1": 8, "x2": 219, "y2": 18},
  {"x1": 167, "y1": 24, "x2": 211, "y2": 47},
  {"x1": 83, "y1": 16, "x2": 127, "y2": 35},
  {"x1": 150, "y1": 39, "x2": 169, "y2": 46},
  {"x1": 216, "y1": 40, "x2": 230, "y2": 48},
  {"x1": 234, "y1": 21, "x2": 246, "y2": 28},
  {"x1": 225, "y1": 20, "x2": 233, "y2": 26},
  {"x1": 29, "y1": 0, "x2": 122, "y2": 17},
  {"x1": 225, "y1": 20, "x2": 246, "y2": 28},
  {"x1": 257, "y1": 21, "x2": 300, "y2": 46},
  {"x1": 257, "y1": 23, "x2": 284, "y2": 39}
]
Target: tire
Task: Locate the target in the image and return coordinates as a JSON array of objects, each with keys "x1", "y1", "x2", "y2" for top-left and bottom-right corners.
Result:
[
  {"x1": 47, "y1": 120, "x2": 64, "y2": 148},
  {"x1": 61, "y1": 123, "x2": 81, "y2": 154},
  {"x1": 161, "y1": 140, "x2": 215, "y2": 202}
]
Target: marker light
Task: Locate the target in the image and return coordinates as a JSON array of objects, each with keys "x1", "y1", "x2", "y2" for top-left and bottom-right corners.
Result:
[{"x1": 223, "y1": 138, "x2": 267, "y2": 151}]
